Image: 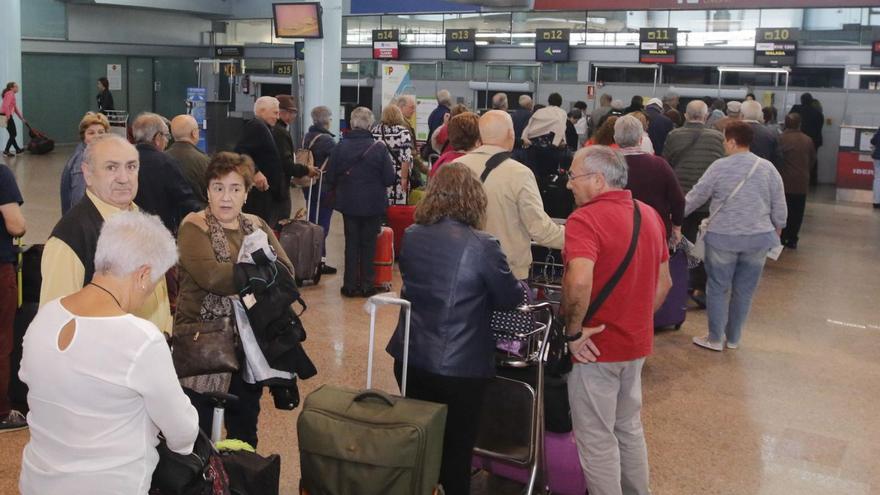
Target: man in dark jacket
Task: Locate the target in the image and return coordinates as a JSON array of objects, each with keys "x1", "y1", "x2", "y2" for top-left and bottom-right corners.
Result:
[
  {"x1": 778, "y1": 113, "x2": 816, "y2": 249},
  {"x1": 427, "y1": 89, "x2": 452, "y2": 143},
  {"x1": 235, "y1": 96, "x2": 285, "y2": 226},
  {"x1": 324, "y1": 107, "x2": 395, "y2": 297},
  {"x1": 131, "y1": 112, "x2": 200, "y2": 234},
  {"x1": 789, "y1": 92, "x2": 824, "y2": 185},
  {"x1": 271, "y1": 95, "x2": 317, "y2": 222},
  {"x1": 645, "y1": 98, "x2": 675, "y2": 156},
  {"x1": 303, "y1": 105, "x2": 339, "y2": 274},
  {"x1": 741, "y1": 100, "x2": 783, "y2": 169},
  {"x1": 166, "y1": 114, "x2": 209, "y2": 206},
  {"x1": 511, "y1": 94, "x2": 533, "y2": 163}
]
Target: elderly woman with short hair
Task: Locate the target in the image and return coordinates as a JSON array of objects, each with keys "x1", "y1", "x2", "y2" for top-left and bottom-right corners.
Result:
[
  {"x1": 326, "y1": 107, "x2": 396, "y2": 298},
  {"x1": 302, "y1": 105, "x2": 339, "y2": 274},
  {"x1": 20, "y1": 211, "x2": 199, "y2": 495},
  {"x1": 60, "y1": 112, "x2": 110, "y2": 214},
  {"x1": 386, "y1": 162, "x2": 521, "y2": 495},
  {"x1": 614, "y1": 115, "x2": 685, "y2": 241},
  {"x1": 429, "y1": 112, "x2": 481, "y2": 178}
]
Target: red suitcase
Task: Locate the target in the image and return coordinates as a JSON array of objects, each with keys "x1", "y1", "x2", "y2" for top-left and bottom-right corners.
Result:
[
  {"x1": 386, "y1": 205, "x2": 416, "y2": 258},
  {"x1": 373, "y1": 226, "x2": 394, "y2": 291}
]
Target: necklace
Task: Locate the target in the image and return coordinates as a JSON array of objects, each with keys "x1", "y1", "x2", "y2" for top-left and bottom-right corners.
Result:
[{"x1": 88, "y1": 282, "x2": 123, "y2": 310}]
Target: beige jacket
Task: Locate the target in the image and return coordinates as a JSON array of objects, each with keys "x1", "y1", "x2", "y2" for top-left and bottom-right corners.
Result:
[
  {"x1": 522, "y1": 106, "x2": 568, "y2": 147},
  {"x1": 456, "y1": 145, "x2": 565, "y2": 279}
]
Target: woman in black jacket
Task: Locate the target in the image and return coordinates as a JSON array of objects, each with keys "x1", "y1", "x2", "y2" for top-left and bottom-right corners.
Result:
[
  {"x1": 96, "y1": 77, "x2": 115, "y2": 114},
  {"x1": 385, "y1": 162, "x2": 522, "y2": 495},
  {"x1": 324, "y1": 106, "x2": 396, "y2": 298}
]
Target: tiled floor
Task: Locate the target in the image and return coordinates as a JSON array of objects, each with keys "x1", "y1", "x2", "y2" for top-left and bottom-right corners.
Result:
[{"x1": 2, "y1": 146, "x2": 880, "y2": 495}]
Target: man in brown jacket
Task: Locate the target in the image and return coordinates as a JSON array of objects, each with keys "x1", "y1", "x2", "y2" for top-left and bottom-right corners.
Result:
[{"x1": 778, "y1": 113, "x2": 815, "y2": 249}]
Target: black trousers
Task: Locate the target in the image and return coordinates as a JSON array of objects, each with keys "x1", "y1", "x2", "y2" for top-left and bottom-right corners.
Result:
[
  {"x1": 682, "y1": 209, "x2": 710, "y2": 292},
  {"x1": 394, "y1": 361, "x2": 488, "y2": 495},
  {"x1": 782, "y1": 193, "x2": 807, "y2": 244},
  {"x1": 183, "y1": 371, "x2": 264, "y2": 448},
  {"x1": 4, "y1": 118, "x2": 21, "y2": 153},
  {"x1": 342, "y1": 214, "x2": 382, "y2": 291}
]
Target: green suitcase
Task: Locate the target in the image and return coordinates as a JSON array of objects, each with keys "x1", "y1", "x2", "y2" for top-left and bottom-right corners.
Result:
[{"x1": 298, "y1": 295, "x2": 447, "y2": 495}]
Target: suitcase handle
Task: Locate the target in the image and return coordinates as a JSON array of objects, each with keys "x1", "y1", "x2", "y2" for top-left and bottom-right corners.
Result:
[
  {"x1": 366, "y1": 294, "x2": 411, "y2": 395},
  {"x1": 353, "y1": 389, "x2": 395, "y2": 407}
]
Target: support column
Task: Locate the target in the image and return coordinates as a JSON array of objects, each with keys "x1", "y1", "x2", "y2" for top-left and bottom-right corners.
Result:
[
  {"x1": 0, "y1": 0, "x2": 23, "y2": 150},
  {"x1": 304, "y1": 0, "x2": 342, "y2": 131}
]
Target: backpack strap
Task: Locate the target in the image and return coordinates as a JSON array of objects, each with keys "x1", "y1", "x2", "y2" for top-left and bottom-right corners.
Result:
[
  {"x1": 480, "y1": 152, "x2": 513, "y2": 183},
  {"x1": 583, "y1": 200, "x2": 641, "y2": 322}
]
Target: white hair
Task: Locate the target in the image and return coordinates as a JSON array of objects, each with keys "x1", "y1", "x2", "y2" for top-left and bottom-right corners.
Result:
[
  {"x1": 685, "y1": 100, "x2": 709, "y2": 122},
  {"x1": 492, "y1": 92, "x2": 508, "y2": 109},
  {"x1": 395, "y1": 94, "x2": 415, "y2": 109},
  {"x1": 311, "y1": 105, "x2": 332, "y2": 128},
  {"x1": 83, "y1": 133, "x2": 136, "y2": 170},
  {"x1": 349, "y1": 106, "x2": 374, "y2": 130},
  {"x1": 94, "y1": 211, "x2": 178, "y2": 283},
  {"x1": 518, "y1": 95, "x2": 533, "y2": 108},
  {"x1": 613, "y1": 115, "x2": 644, "y2": 148},
  {"x1": 436, "y1": 89, "x2": 452, "y2": 107},
  {"x1": 574, "y1": 145, "x2": 628, "y2": 189},
  {"x1": 254, "y1": 96, "x2": 280, "y2": 114},
  {"x1": 131, "y1": 112, "x2": 167, "y2": 144},
  {"x1": 741, "y1": 100, "x2": 763, "y2": 121}
]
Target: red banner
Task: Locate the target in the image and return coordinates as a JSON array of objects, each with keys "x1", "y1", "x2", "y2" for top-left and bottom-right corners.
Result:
[{"x1": 536, "y1": 0, "x2": 874, "y2": 10}]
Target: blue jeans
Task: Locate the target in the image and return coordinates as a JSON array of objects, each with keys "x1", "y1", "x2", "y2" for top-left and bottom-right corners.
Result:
[
  {"x1": 873, "y1": 159, "x2": 880, "y2": 204},
  {"x1": 704, "y1": 244, "x2": 768, "y2": 345}
]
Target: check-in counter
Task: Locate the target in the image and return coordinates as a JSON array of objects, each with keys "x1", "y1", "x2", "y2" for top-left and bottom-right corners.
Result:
[{"x1": 836, "y1": 124, "x2": 876, "y2": 203}]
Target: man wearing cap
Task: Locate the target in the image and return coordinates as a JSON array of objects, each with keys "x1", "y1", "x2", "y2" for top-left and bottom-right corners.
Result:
[
  {"x1": 645, "y1": 97, "x2": 674, "y2": 156},
  {"x1": 271, "y1": 94, "x2": 319, "y2": 221},
  {"x1": 713, "y1": 101, "x2": 742, "y2": 132}
]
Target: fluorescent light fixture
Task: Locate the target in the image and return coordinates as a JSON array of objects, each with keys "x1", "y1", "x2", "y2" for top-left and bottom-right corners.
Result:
[
  {"x1": 717, "y1": 66, "x2": 790, "y2": 74},
  {"x1": 593, "y1": 63, "x2": 660, "y2": 69},
  {"x1": 847, "y1": 70, "x2": 880, "y2": 76},
  {"x1": 487, "y1": 61, "x2": 542, "y2": 66}
]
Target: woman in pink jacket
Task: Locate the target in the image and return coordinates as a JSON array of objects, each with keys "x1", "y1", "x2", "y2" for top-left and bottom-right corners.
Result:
[{"x1": 2, "y1": 82, "x2": 25, "y2": 157}]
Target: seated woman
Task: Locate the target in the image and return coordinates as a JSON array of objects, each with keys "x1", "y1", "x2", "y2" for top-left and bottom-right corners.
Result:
[
  {"x1": 386, "y1": 163, "x2": 522, "y2": 495},
  {"x1": 429, "y1": 112, "x2": 480, "y2": 178},
  {"x1": 60, "y1": 112, "x2": 110, "y2": 214},
  {"x1": 176, "y1": 151, "x2": 295, "y2": 448},
  {"x1": 19, "y1": 211, "x2": 198, "y2": 495}
]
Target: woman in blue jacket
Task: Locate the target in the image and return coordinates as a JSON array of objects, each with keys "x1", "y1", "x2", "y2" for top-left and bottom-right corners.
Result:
[{"x1": 386, "y1": 162, "x2": 522, "y2": 495}]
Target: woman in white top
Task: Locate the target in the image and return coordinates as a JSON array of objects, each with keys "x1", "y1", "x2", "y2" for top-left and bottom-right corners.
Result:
[{"x1": 19, "y1": 211, "x2": 199, "y2": 495}]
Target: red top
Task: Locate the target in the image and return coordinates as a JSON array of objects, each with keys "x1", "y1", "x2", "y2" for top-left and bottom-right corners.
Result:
[
  {"x1": 563, "y1": 190, "x2": 669, "y2": 362},
  {"x1": 429, "y1": 150, "x2": 465, "y2": 177},
  {"x1": 433, "y1": 125, "x2": 452, "y2": 154}
]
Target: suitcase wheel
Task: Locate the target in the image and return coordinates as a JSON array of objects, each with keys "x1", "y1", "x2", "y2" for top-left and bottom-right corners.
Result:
[{"x1": 674, "y1": 324, "x2": 682, "y2": 330}]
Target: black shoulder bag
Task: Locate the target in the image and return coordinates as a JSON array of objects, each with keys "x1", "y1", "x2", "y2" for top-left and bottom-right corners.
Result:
[{"x1": 479, "y1": 151, "x2": 513, "y2": 183}]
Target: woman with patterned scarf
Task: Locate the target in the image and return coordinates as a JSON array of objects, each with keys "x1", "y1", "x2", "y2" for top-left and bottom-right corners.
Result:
[{"x1": 175, "y1": 152, "x2": 295, "y2": 448}]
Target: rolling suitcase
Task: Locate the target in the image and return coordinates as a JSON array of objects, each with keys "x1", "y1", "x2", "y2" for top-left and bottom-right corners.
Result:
[
  {"x1": 386, "y1": 205, "x2": 415, "y2": 258},
  {"x1": 654, "y1": 246, "x2": 688, "y2": 330},
  {"x1": 373, "y1": 226, "x2": 394, "y2": 291},
  {"x1": 278, "y1": 174, "x2": 325, "y2": 286},
  {"x1": 25, "y1": 124, "x2": 54, "y2": 155},
  {"x1": 297, "y1": 295, "x2": 447, "y2": 495}
]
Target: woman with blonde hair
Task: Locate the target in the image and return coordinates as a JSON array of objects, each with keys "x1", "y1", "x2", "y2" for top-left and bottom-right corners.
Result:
[
  {"x1": 372, "y1": 104, "x2": 413, "y2": 205},
  {"x1": 60, "y1": 112, "x2": 110, "y2": 214},
  {"x1": 385, "y1": 162, "x2": 521, "y2": 495}
]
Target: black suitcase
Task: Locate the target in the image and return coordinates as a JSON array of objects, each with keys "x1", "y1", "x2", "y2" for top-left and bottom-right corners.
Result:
[{"x1": 540, "y1": 173, "x2": 574, "y2": 220}]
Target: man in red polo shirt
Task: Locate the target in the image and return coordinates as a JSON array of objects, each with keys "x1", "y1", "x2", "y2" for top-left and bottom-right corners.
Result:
[{"x1": 562, "y1": 145, "x2": 672, "y2": 495}]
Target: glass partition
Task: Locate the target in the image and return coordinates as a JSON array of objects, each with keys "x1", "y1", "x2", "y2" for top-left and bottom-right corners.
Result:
[
  {"x1": 381, "y1": 14, "x2": 444, "y2": 45},
  {"x1": 586, "y1": 11, "x2": 669, "y2": 46},
  {"x1": 343, "y1": 16, "x2": 380, "y2": 46},
  {"x1": 802, "y1": 8, "x2": 862, "y2": 45},
  {"x1": 444, "y1": 12, "x2": 513, "y2": 45},
  {"x1": 511, "y1": 11, "x2": 588, "y2": 46},
  {"x1": 671, "y1": 9, "x2": 759, "y2": 47}
]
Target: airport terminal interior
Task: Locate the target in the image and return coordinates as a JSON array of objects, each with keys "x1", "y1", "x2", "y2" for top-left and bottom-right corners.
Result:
[{"x1": 1, "y1": 0, "x2": 880, "y2": 494}]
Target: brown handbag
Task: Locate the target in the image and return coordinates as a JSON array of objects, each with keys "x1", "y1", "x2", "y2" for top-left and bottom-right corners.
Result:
[{"x1": 171, "y1": 317, "x2": 240, "y2": 378}]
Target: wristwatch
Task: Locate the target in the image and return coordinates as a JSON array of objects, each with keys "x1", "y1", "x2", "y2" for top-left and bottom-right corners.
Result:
[{"x1": 565, "y1": 331, "x2": 583, "y2": 342}]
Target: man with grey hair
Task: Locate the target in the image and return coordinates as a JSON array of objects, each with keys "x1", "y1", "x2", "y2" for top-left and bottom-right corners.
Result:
[
  {"x1": 428, "y1": 89, "x2": 452, "y2": 141},
  {"x1": 395, "y1": 94, "x2": 417, "y2": 120},
  {"x1": 303, "y1": 105, "x2": 339, "y2": 274},
  {"x1": 562, "y1": 144, "x2": 671, "y2": 495},
  {"x1": 235, "y1": 96, "x2": 285, "y2": 225},
  {"x1": 40, "y1": 133, "x2": 174, "y2": 333},
  {"x1": 741, "y1": 99, "x2": 783, "y2": 168},
  {"x1": 663, "y1": 100, "x2": 725, "y2": 306},
  {"x1": 166, "y1": 114, "x2": 209, "y2": 206},
  {"x1": 131, "y1": 113, "x2": 200, "y2": 234},
  {"x1": 455, "y1": 110, "x2": 564, "y2": 280},
  {"x1": 394, "y1": 94, "x2": 428, "y2": 181},
  {"x1": 491, "y1": 92, "x2": 508, "y2": 111},
  {"x1": 662, "y1": 91, "x2": 680, "y2": 112},
  {"x1": 512, "y1": 95, "x2": 534, "y2": 158}
]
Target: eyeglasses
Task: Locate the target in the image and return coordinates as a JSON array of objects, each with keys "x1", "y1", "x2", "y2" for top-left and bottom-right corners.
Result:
[{"x1": 567, "y1": 170, "x2": 599, "y2": 182}]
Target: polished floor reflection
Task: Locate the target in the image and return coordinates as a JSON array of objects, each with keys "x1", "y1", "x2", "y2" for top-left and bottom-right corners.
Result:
[{"x1": 2, "y1": 147, "x2": 879, "y2": 495}]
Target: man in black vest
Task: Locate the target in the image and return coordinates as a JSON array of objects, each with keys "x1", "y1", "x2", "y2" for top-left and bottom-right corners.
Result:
[
  {"x1": 40, "y1": 133, "x2": 173, "y2": 333},
  {"x1": 236, "y1": 96, "x2": 285, "y2": 227}
]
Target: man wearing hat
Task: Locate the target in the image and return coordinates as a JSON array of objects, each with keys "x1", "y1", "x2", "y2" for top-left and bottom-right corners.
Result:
[
  {"x1": 645, "y1": 97, "x2": 674, "y2": 155},
  {"x1": 272, "y1": 94, "x2": 318, "y2": 222},
  {"x1": 713, "y1": 101, "x2": 742, "y2": 132}
]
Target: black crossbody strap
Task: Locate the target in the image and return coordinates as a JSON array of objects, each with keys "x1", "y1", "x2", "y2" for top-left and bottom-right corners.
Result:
[
  {"x1": 584, "y1": 200, "x2": 641, "y2": 321},
  {"x1": 480, "y1": 152, "x2": 512, "y2": 183}
]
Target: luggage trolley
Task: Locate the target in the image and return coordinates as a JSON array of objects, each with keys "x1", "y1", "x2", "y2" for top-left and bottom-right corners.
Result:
[
  {"x1": 473, "y1": 302, "x2": 554, "y2": 495},
  {"x1": 104, "y1": 110, "x2": 129, "y2": 139}
]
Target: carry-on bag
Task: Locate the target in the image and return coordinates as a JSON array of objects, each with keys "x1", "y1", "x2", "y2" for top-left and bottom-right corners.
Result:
[
  {"x1": 373, "y1": 226, "x2": 394, "y2": 291},
  {"x1": 386, "y1": 205, "x2": 416, "y2": 258},
  {"x1": 297, "y1": 294, "x2": 447, "y2": 495},
  {"x1": 654, "y1": 245, "x2": 688, "y2": 330},
  {"x1": 25, "y1": 124, "x2": 54, "y2": 155},
  {"x1": 278, "y1": 173, "x2": 325, "y2": 286}
]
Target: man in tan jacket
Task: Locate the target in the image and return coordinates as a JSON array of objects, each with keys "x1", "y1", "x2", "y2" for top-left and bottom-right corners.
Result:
[{"x1": 456, "y1": 110, "x2": 564, "y2": 280}]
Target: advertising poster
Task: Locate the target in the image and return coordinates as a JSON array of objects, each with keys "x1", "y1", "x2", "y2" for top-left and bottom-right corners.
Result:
[
  {"x1": 416, "y1": 97, "x2": 438, "y2": 142},
  {"x1": 186, "y1": 87, "x2": 207, "y2": 152},
  {"x1": 381, "y1": 63, "x2": 413, "y2": 108},
  {"x1": 106, "y1": 64, "x2": 123, "y2": 91}
]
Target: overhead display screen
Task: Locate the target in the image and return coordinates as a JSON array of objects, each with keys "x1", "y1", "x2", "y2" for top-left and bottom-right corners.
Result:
[
  {"x1": 872, "y1": 40, "x2": 880, "y2": 67},
  {"x1": 755, "y1": 28, "x2": 799, "y2": 67},
  {"x1": 639, "y1": 28, "x2": 677, "y2": 64},
  {"x1": 535, "y1": 29, "x2": 570, "y2": 63},
  {"x1": 273, "y1": 2, "x2": 323, "y2": 39},
  {"x1": 446, "y1": 29, "x2": 476, "y2": 61},
  {"x1": 372, "y1": 29, "x2": 400, "y2": 60}
]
